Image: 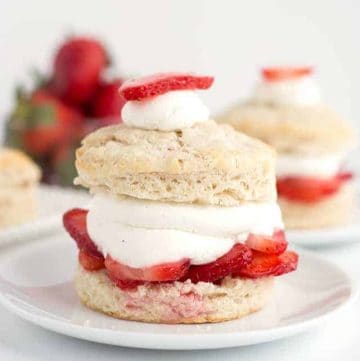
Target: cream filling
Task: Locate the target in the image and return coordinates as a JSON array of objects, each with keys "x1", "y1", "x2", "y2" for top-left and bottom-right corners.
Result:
[
  {"x1": 122, "y1": 90, "x2": 209, "y2": 131},
  {"x1": 253, "y1": 76, "x2": 321, "y2": 107},
  {"x1": 276, "y1": 153, "x2": 344, "y2": 178},
  {"x1": 87, "y1": 193, "x2": 284, "y2": 268}
]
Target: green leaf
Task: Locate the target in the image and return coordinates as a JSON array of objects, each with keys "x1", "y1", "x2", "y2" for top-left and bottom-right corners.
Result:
[
  {"x1": 54, "y1": 149, "x2": 77, "y2": 186},
  {"x1": 28, "y1": 104, "x2": 56, "y2": 128},
  {"x1": 4, "y1": 122, "x2": 25, "y2": 150}
]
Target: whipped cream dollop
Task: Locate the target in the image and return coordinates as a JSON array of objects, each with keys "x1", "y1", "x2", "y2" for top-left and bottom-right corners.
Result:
[
  {"x1": 252, "y1": 76, "x2": 321, "y2": 107},
  {"x1": 87, "y1": 193, "x2": 284, "y2": 268},
  {"x1": 276, "y1": 153, "x2": 344, "y2": 178},
  {"x1": 122, "y1": 90, "x2": 209, "y2": 131}
]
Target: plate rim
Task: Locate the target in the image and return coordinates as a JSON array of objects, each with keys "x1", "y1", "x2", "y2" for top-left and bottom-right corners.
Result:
[
  {"x1": 287, "y1": 223, "x2": 360, "y2": 246},
  {"x1": 0, "y1": 243, "x2": 357, "y2": 350}
]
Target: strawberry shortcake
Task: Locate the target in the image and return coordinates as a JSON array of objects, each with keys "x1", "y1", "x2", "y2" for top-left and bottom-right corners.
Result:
[
  {"x1": 63, "y1": 73, "x2": 298, "y2": 324},
  {"x1": 217, "y1": 67, "x2": 356, "y2": 229},
  {"x1": 0, "y1": 148, "x2": 40, "y2": 228}
]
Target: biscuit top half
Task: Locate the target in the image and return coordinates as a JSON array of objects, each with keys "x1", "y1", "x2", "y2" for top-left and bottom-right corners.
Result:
[
  {"x1": 217, "y1": 67, "x2": 356, "y2": 155},
  {"x1": 217, "y1": 103, "x2": 356, "y2": 155},
  {"x1": 0, "y1": 148, "x2": 41, "y2": 187},
  {"x1": 75, "y1": 120, "x2": 276, "y2": 206}
]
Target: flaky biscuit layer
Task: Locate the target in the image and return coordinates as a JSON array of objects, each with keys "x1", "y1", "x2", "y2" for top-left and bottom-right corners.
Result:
[
  {"x1": 75, "y1": 120, "x2": 276, "y2": 205},
  {"x1": 217, "y1": 103, "x2": 356, "y2": 154}
]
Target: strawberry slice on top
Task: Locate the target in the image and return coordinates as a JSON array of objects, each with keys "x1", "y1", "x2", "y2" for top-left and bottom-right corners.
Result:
[
  {"x1": 262, "y1": 67, "x2": 313, "y2": 82},
  {"x1": 119, "y1": 73, "x2": 214, "y2": 101}
]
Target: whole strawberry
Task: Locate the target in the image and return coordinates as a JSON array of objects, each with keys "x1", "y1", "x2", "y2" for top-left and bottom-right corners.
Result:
[
  {"x1": 91, "y1": 79, "x2": 126, "y2": 123},
  {"x1": 18, "y1": 89, "x2": 82, "y2": 157},
  {"x1": 52, "y1": 37, "x2": 107, "y2": 105}
]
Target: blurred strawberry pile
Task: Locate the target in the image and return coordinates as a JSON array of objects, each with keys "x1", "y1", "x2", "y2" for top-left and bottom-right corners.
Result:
[{"x1": 5, "y1": 36, "x2": 126, "y2": 186}]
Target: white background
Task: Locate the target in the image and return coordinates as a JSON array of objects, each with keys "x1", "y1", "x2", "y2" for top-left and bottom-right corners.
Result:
[
  {"x1": 0, "y1": 0, "x2": 359, "y2": 136},
  {"x1": 0, "y1": 2, "x2": 360, "y2": 358}
]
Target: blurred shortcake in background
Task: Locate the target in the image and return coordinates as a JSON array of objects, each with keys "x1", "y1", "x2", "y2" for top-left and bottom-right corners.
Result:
[
  {"x1": 0, "y1": 148, "x2": 40, "y2": 228},
  {"x1": 217, "y1": 67, "x2": 356, "y2": 229}
]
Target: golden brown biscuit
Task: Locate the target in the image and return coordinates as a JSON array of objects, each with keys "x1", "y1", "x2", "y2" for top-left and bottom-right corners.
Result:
[
  {"x1": 217, "y1": 103, "x2": 356, "y2": 154},
  {"x1": 0, "y1": 148, "x2": 40, "y2": 186},
  {"x1": 0, "y1": 149, "x2": 40, "y2": 228},
  {"x1": 75, "y1": 120, "x2": 276, "y2": 205},
  {"x1": 75, "y1": 266, "x2": 273, "y2": 324}
]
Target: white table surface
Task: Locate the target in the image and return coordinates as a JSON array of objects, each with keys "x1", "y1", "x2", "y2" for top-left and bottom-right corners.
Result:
[{"x1": 0, "y1": 236, "x2": 359, "y2": 361}]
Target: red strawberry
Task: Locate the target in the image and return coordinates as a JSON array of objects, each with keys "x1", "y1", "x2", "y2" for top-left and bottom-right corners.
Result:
[
  {"x1": 277, "y1": 172, "x2": 352, "y2": 203},
  {"x1": 105, "y1": 256, "x2": 190, "y2": 282},
  {"x1": 52, "y1": 37, "x2": 107, "y2": 105},
  {"x1": 23, "y1": 89, "x2": 82, "y2": 156},
  {"x1": 182, "y1": 243, "x2": 252, "y2": 283},
  {"x1": 91, "y1": 79, "x2": 126, "y2": 122},
  {"x1": 119, "y1": 73, "x2": 214, "y2": 100},
  {"x1": 245, "y1": 230, "x2": 288, "y2": 255},
  {"x1": 274, "y1": 251, "x2": 299, "y2": 276},
  {"x1": 262, "y1": 67, "x2": 313, "y2": 82},
  {"x1": 235, "y1": 251, "x2": 298, "y2": 279},
  {"x1": 337, "y1": 172, "x2": 353, "y2": 182},
  {"x1": 107, "y1": 272, "x2": 144, "y2": 290},
  {"x1": 63, "y1": 208, "x2": 103, "y2": 257},
  {"x1": 78, "y1": 250, "x2": 105, "y2": 271}
]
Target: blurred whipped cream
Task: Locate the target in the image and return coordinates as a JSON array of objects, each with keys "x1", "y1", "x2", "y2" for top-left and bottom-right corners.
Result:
[
  {"x1": 122, "y1": 90, "x2": 209, "y2": 131},
  {"x1": 276, "y1": 153, "x2": 344, "y2": 178},
  {"x1": 87, "y1": 193, "x2": 283, "y2": 268},
  {"x1": 252, "y1": 76, "x2": 321, "y2": 107}
]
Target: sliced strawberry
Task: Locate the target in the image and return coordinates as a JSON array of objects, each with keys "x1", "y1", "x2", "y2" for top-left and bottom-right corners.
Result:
[
  {"x1": 235, "y1": 251, "x2": 298, "y2": 279},
  {"x1": 63, "y1": 208, "x2": 102, "y2": 257},
  {"x1": 274, "y1": 251, "x2": 299, "y2": 276},
  {"x1": 245, "y1": 230, "x2": 287, "y2": 255},
  {"x1": 262, "y1": 67, "x2": 313, "y2": 82},
  {"x1": 182, "y1": 243, "x2": 252, "y2": 283},
  {"x1": 277, "y1": 172, "x2": 352, "y2": 203},
  {"x1": 337, "y1": 171, "x2": 353, "y2": 182},
  {"x1": 119, "y1": 73, "x2": 214, "y2": 100},
  {"x1": 105, "y1": 256, "x2": 190, "y2": 282},
  {"x1": 107, "y1": 272, "x2": 144, "y2": 290},
  {"x1": 78, "y1": 250, "x2": 105, "y2": 271}
]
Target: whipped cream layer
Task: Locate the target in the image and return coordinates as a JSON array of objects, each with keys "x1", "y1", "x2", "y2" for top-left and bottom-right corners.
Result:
[
  {"x1": 87, "y1": 193, "x2": 284, "y2": 268},
  {"x1": 276, "y1": 153, "x2": 344, "y2": 178},
  {"x1": 122, "y1": 90, "x2": 209, "y2": 131},
  {"x1": 253, "y1": 76, "x2": 321, "y2": 107}
]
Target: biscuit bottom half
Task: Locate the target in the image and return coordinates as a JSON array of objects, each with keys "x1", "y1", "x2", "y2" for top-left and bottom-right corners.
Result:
[
  {"x1": 279, "y1": 184, "x2": 354, "y2": 229},
  {"x1": 75, "y1": 266, "x2": 273, "y2": 324}
]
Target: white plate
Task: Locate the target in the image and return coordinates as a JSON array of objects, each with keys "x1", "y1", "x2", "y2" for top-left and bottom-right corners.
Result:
[
  {"x1": 287, "y1": 222, "x2": 360, "y2": 247},
  {"x1": 0, "y1": 185, "x2": 89, "y2": 246},
  {"x1": 0, "y1": 235, "x2": 356, "y2": 350}
]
